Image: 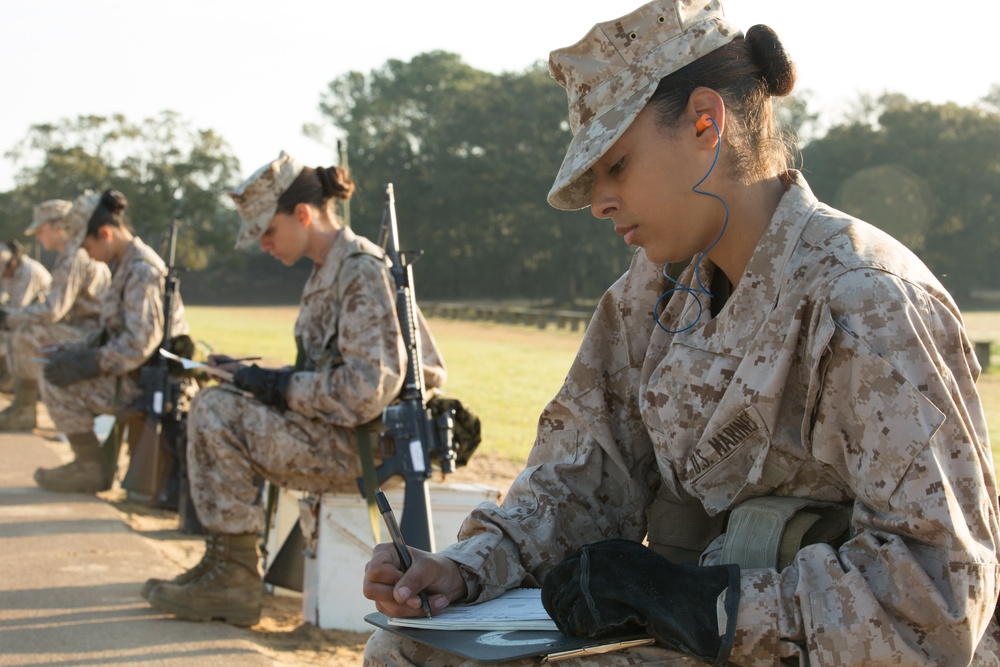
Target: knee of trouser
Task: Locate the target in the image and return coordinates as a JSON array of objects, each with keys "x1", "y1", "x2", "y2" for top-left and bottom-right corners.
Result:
[
  {"x1": 38, "y1": 375, "x2": 66, "y2": 406},
  {"x1": 189, "y1": 386, "x2": 232, "y2": 423},
  {"x1": 362, "y1": 629, "x2": 398, "y2": 666}
]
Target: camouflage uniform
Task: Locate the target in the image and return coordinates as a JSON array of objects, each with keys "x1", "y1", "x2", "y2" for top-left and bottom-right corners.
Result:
[
  {"x1": 0, "y1": 254, "x2": 52, "y2": 308},
  {"x1": 40, "y1": 236, "x2": 189, "y2": 434},
  {"x1": 0, "y1": 255, "x2": 53, "y2": 368},
  {"x1": 187, "y1": 225, "x2": 446, "y2": 535},
  {"x1": 5, "y1": 246, "x2": 110, "y2": 382},
  {"x1": 366, "y1": 174, "x2": 1000, "y2": 666}
]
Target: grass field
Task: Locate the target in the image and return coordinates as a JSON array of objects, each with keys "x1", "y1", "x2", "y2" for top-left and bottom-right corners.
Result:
[
  {"x1": 184, "y1": 306, "x2": 582, "y2": 463},
  {"x1": 185, "y1": 306, "x2": 1000, "y2": 469}
]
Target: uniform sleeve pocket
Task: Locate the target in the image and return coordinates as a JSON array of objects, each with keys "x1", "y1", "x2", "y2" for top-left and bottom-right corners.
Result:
[{"x1": 810, "y1": 322, "x2": 945, "y2": 514}]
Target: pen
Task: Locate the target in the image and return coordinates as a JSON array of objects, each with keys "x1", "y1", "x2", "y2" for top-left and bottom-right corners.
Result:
[{"x1": 375, "y1": 488, "x2": 432, "y2": 618}]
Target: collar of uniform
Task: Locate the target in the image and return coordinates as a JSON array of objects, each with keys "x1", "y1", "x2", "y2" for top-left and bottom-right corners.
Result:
[
  {"x1": 112, "y1": 236, "x2": 165, "y2": 279},
  {"x1": 653, "y1": 171, "x2": 818, "y2": 353},
  {"x1": 305, "y1": 225, "x2": 362, "y2": 293},
  {"x1": 739, "y1": 171, "x2": 819, "y2": 315}
]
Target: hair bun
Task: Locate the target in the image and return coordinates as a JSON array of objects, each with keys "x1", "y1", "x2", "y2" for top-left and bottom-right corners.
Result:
[
  {"x1": 315, "y1": 165, "x2": 355, "y2": 201},
  {"x1": 100, "y1": 189, "x2": 128, "y2": 214},
  {"x1": 745, "y1": 24, "x2": 796, "y2": 97}
]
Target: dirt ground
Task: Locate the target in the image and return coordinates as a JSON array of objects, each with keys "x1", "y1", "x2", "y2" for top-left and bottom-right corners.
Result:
[{"x1": 103, "y1": 449, "x2": 525, "y2": 667}]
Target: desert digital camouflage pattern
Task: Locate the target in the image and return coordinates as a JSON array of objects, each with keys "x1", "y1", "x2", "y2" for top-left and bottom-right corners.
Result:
[
  {"x1": 0, "y1": 255, "x2": 52, "y2": 309},
  {"x1": 8, "y1": 322, "x2": 87, "y2": 382},
  {"x1": 0, "y1": 256, "x2": 53, "y2": 366},
  {"x1": 6, "y1": 246, "x2": 109, "y2": 330},
  {"x1": 90, "y1": 235, "x2": 188, "y2": 375},
  {"x1": 188, "y1": 226, "x2": 446, "y2": 534},
  {"x1": 60, "y1": 190, "x2": 102, "y2": 252},
  {"x1": 26, "y1": 198, "x2": 73, "y2": 235},
  {"x1": 41, "y1": 367, "x2": 143, "y2": 435},
  {"x1": 5, "y1": 246, "x2": 110, "y2": 381},
  {"x1": 229, "y1": 150, "x2": 304, "y2": 249},
  {"x1": 369, "y1": 174, "x2": 1000, "y2": 666},
  {"x1": 546, "y1": 0, "x2": 739, "y2": 210},
  {"x1": 40, "y1": 235, "x2": 188, "y2": 434}
]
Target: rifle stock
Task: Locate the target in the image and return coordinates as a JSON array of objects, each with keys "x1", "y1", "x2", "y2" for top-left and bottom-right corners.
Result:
[
  {"x1": 122, "y1": 410, "x2": 171, "y2": 497},
  {"x1": 360, "y1": 183, "x2": 457, "y2": 552},
  {"x1": 122, "y1": 219, "x2": 181, "y2": 502}
]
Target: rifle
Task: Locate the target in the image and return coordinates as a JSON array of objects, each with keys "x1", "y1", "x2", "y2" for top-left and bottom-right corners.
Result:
[
  {"x1": 361, "y1": 183, "x2": 458, "y2": 552},
  {"x1": 122, "y1": 219, "x2": 182, "y2": 503}
]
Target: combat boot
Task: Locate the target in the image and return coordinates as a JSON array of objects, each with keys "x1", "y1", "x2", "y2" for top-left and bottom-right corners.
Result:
[
  {"x1": 0, "y1": 379, "x2": 38, "y2": 431},
  {"x1": 141, "y1": 534, "x2": 220, "y2": 600},
  {"x1": 34, "y1": 432, "x2": 111, "y2": 494},
  {"x1": 148, "y1": 533, "x2": 262, "y2": 626}
]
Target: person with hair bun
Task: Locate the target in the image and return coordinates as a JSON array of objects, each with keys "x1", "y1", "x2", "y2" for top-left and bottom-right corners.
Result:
[
  {"x1": 0, "y1": 238, "x2": 53, "y2": 392},
  {"x1": 0, "y1": 197, "x2": 111, "y2": 431},
  {"x1": 363, "y1": 1, "x2": 999, "y2": 665},
  {"x1": 34, "y1": 189, "x2": 190, "y2": 494},
  {"x1": 144, "y1": 151, "x2": 446, "y2": 627}
]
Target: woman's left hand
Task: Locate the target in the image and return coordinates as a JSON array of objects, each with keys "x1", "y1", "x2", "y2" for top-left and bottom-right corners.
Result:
[
  {"x1": 542, "y1": 538, "x2": 740, "y2": 664},
  {"x1": 43, "y1": 348, "x2": 101, "y2": 387}
]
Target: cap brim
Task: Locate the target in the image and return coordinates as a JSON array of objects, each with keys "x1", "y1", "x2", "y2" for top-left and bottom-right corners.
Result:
[
  {"x1": 233, "y1": 210, "x2": 272, "y2": 250},
  {"x1": 547, "y1": 82, "x2": 657, "y2": 210}
]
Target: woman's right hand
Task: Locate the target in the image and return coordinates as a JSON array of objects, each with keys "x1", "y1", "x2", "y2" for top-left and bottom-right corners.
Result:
[{"x1": 363, "y1": 542, "x2": 469, "y2": 618}]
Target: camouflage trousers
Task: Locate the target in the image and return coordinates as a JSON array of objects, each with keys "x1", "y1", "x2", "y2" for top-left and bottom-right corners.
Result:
[
  {"x1": 7, "y1": 322, "x2": 88, "y2": 381},
  {"x1": 363, "y1": 628, "x2": 696, "y2": 666},
  {"x1": 40, "y1": 372, "x2": 141, "y2": 435},
  {"x1": 186, "y1": 386, "x2": 369, "y2": 535}
]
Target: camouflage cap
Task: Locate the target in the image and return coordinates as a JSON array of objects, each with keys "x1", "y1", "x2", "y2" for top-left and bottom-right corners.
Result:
[
  {"x1": 547, "y1": 0, "x2": 740, "y2": 210},
  {"x1": 26, "y1": 199, "x2": 73, "y2": 235},
  {"x1": 64, "y1": 190, "x2": 102, "y2": 251},
  {"x1": 229, "y1": 151, "x2": 305, "y2": 249}
]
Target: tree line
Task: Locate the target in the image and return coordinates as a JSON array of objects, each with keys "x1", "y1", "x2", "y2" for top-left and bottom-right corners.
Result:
[{"x1": 1, "y1": 52, "x2": 997, "y2": 306}]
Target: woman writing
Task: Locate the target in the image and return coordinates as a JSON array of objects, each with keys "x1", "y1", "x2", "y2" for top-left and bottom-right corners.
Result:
[
  {"x1": 35, "y1": 190, "x2": 189, "y2": 494},
  {"x1": 363, "y1": 1, "x2": 999, "y2": 664},
  {"x1": 144, "y1": 152, "x2": 446, "y2": 627}
]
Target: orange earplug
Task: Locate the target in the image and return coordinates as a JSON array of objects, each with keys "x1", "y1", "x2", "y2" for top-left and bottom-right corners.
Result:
[{"x1": 695, "y1": 114, "x2": 714, "y2": 136}]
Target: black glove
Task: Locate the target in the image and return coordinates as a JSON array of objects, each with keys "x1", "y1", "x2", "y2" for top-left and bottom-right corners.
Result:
[
  {"x1": 232, "y1": 364, "x2": 292, "y2": 410},
  {"x1": 0, "y1": 307, "x2": 7, "y2": 330},
  {"x1": 541, "y1": 538, "x2": 740, "y2": 666},
  {"x1": 43, "y1": 347, "x2": 101, "y2": 387}
]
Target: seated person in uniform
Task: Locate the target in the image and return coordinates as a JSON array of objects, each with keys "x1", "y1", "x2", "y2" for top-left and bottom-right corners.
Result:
[
  {"x1": 362, "y1": 2, "x2": 1000, "y2": 665},
  {"x1": 144, "y1": 152, "x2": 446, "y2": 627},
  {"x1": 0, "y1": 197, "x2": 111, "y2": 431},
  {"x1": 0, "y1": 239, "x2": 53, "y2": 392},
  {"x1": 34, "y1": 189, "x2": 190, "y2": 494}
]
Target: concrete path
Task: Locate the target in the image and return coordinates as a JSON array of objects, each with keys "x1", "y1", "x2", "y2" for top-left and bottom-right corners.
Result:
[{"x1": 0, "y1": 429, "x2": 277, "y2": 667}]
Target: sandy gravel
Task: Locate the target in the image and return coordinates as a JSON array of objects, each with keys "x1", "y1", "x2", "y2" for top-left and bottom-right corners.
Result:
[{"x1": 109, "y1": 451, "x2": 524, "y2": 666}]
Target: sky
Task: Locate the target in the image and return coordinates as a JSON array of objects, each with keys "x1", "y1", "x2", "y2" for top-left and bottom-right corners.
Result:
[{"x1": 2, "y1": 0, "x2": 997, "y2": 193}]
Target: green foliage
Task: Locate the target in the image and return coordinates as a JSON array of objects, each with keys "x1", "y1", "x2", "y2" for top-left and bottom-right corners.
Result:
[
  {"x1": 2, "y1": 111, "x2": 244, "y2": 272},
  {"x1": 4, "y1": 58, "x2": 997, "y2": 307},
  {"x1": 802, "y1": 94, "x2": 1000, "y2": 299},
  {"x1": 317, "y1": 51, "x2": 633, "y2": 304},
  {"x1": 775, "y1": 91, "x2": 821, "y2": 145}
]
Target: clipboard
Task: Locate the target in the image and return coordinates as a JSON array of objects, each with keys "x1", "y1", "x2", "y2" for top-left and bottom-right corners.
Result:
[{"x1": 365, "y1": 612, "x2": 654, "y2": 663}]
